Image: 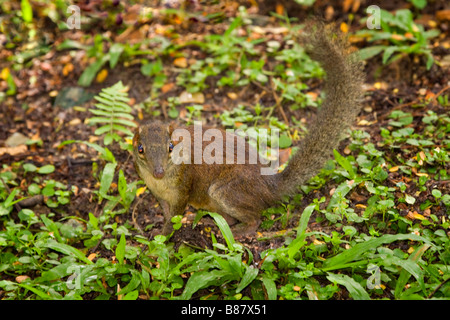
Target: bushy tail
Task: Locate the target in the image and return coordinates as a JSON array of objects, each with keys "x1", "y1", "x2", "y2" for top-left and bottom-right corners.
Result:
[{"x1": 276, "y1": 23, "x2": 364, "y2": 196}]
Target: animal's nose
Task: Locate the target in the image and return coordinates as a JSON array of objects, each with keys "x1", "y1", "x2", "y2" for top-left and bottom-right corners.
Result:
[{"x1": 153, "y1": 167, "x2": 165, "y2": 179}]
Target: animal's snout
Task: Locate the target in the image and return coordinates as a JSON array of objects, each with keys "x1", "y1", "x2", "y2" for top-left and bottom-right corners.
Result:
[{"x1": 153, "y1": 167, "x2": 165, "y2": 179}]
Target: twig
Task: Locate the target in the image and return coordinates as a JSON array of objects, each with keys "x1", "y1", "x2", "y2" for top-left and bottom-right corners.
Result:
[
  {"x1": 428, "y1": 277, "x2": 450, "y2": 299},
  {"x1": 430, "y1": 84, "x2": 450, "y2": 105},
  {"x1": 270, "y1": 78, "x2": 290, "y2": 125},
  {"x1": 251, "y1": 79, "x2": 289, "y2": 124}
]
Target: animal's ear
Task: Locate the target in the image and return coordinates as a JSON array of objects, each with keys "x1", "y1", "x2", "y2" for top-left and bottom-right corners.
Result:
[
  {"x1": 167, "y1": 121, "x2": 177, "y2": 136},
  {"x1": 132, "y1": 129, "x2": 140, "y2": 148}
]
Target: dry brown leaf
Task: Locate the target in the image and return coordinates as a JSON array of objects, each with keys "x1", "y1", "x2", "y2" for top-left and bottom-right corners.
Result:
[
  {"x1": 174, "y1": 57, "x2": 187, "y2": 68},
  {"x1": 0, "y1": 145, "x2": 28, "y2": 156}
]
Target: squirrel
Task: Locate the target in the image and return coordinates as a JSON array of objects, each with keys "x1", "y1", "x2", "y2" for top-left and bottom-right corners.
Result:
[{"x1": 132, "y1": 24, "x2": 364, "y2": 237}]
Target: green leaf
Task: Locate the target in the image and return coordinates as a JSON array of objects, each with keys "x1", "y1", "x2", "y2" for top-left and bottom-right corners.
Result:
[
  {"x1": 116, "y1": 233, "x2": 126, "y2": 264},
  {"x1": 278, "y1": 134, "x2": 292, "y2": 149},
  {"x1": 122, "y1": 290, "x2": 139, "y2": 300},
  {"x1": 333, "y1": 150, "x2": 355, "y2": 179},
  {"x1": 288, "y1": 203, "x2": 315, "y2": 259},
  {"x1": 236, "y1": 266, "x2": 259, "y2": 293},
  {"x1": 58, "y1": 140, "x2": 116, "y2": 163},
  {"x1": 382, "y1": 46, "x2": 399, "y2": 64},
  {"x1": 261, "y1": 274, "x2": 277, "y2": 300},
  {"x1": 78, "y1": 55, "x2": 109, "y2": 87},
  {"x1": 323, "y1": 234, "x2": 433, "y2": 270},
  {"x1": 57, "y1": 39, "x2": 89, "y2": 50},
  {"x1": 41, "y1": 215, "x2": 63, "y2": 243},
  {"x1": 326, "y1": 273, "x2": 371, "y2": 300},
  {"x1": 23, "y1": 163, "x2": 37, "y2": 172},
  {"x1": 18, "y1": 284, "x2": 51, "y2": 300},
  {"x1": 224, "y1": 16, "x2": 242, "y2": 38},
  {"x1": 118, "y1": 270, "x2": 140, "y2": 296},
  {"x1": 3, "y1": 188, "x2": 20, "y2": 210},
  {"x1": 42, "y1": 240, "x2": 93, "y2": 265},
  {"x1": 358, "y1": 45, "x2": 386, "y2": 60},
  {"x1": 37, "y1": 165, "x2": 55, "y2": 175},
  {"x1": 109, "y1": 43, "x2": 124, "y2": 69},
  {"x1": 181, "y1": 269, "x2": 234, "y2": 299},
  {"x1": 394, "y1": 244, "x2": 430, "y2": 298},
  {"x1": 195, "y1": 211, "x2": 235, "y2": 250},
  {"x1": 99, "y1": 162, "x2": 117, "y2": 198},
  {"x1": 21, "y1": 0, "x2": 33, "y2": 23},
  {"x1": 327, "y1": 178, "x2": 361, "y2": 211}
]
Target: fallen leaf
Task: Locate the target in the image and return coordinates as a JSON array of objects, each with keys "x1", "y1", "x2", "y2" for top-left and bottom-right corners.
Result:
[
  {"x1": 391, "y1": 34, "x2": 404, "y2": 41},
  {"x1": 5, "y1": 132, "x2": 29, "y2": 147},
  {"x1": 173, "y1": 57, "x2": 187, "y2": 68},
  {"x1": 179, "y1": 91, "x2": 205, "y2": 104},
  {"x1": 407, "y1": 211, "x2": 426, "y2": 221},
  {"x1": 136, "y1": 186, "x2": 147, "y2": 197},
  {"x1": 436, "y1": 9, "x2": 450, "y2": 21},
  {"x1": 69, "y1": 118, "x2": 82, "y2": 126},
  {"x1": 1, "y1": 67, "x2": 10, "y2": 80},
  {"x1": 41, "y1": 61, "x2": 52, "y2": 71},
  {"x1": 161, "y1": 82, "x2": 175, "y2": 93},
  {"x1": 276, "y1": 3, "x2": 284, "y2": 15},
  {"x1": 227, "y1": 92, "x2": 238, "y2": 100},
  {"x1": 16, "y1": 275, "x2": 30, "y2": 283},
  {"x1": 63, "y1": 63, "x2": 74, "y2": 76},
  {"x1": 87, "y1": 253, "x2": 97, "y2": 261},
  {"x1": 306, "y1": 91, "x2": 318, "y2": 100},
  {"x1": 96, "y1": 69, "x2": 108, "y2": 83},
  {"x1": 0, "y1": 145, "x2": 27, "y2": 156},
  {"x1": 389, "y1": 166, "x2": 399, "y2": 172}
]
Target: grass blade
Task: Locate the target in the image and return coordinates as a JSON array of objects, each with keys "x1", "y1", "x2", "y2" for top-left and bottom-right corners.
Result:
[
  {"x1": 323, "y1": 233, "x2": 432, "y2": 270},
  {"x1": 326, "y1": 273, "x2": 371, "y2": 300},
  {"x1": 42, "y1": 240, "x2": 93, "y2": 265},
  {"x1": 195, "y1": 211, "x2": 235, "y2": 250}
]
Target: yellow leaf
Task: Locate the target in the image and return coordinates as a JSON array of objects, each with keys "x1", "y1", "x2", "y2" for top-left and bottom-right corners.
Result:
[
  {"x1": 276, "y1": 3, "x2": 284, "y2": 15},
  {"x1": 391, "y1": 34, "x2": 404, "y2": 41},
  {"x1": 173, "y1": 57, "x2": 187, "y2": 68},
  {"x1": 389, "y1": 166, "x2": 399, "y2": 172},
  {"x1": 63, "y1": 63, "x2": 74, "y2": 76},
  {"x1": 227, "y1": 92, "x2": 238, "y2": 100},
  {"x1": 413, "y1": 213, "x2": 426, "y2": 220},
  {"x1": 96, "y1": 69, "x2": 108, "y2": 83},
  {"x1": 1, "y1": 67, "x2": 10, "y2": 80},
  {"x1": 136, "y1": 187, "x2": 147, "y2": 197}
]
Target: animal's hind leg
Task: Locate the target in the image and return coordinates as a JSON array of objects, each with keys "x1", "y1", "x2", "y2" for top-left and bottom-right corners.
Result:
[{"x1": 207, "y1": 183, "x2": 262, "y2": 236}]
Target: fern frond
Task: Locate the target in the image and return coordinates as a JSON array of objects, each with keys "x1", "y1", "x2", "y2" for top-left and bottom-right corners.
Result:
[{"x1": 89, "y1": 81, "x2": 137, "y2": 146}]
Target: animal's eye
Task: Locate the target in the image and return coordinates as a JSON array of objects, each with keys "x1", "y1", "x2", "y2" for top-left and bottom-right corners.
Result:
[
  {"x1": 138, "y1": 144, "x2": 144, "y2": 154},
  {"x1": 169, "y1": 142, "x2": 174, "y2": 153}
]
